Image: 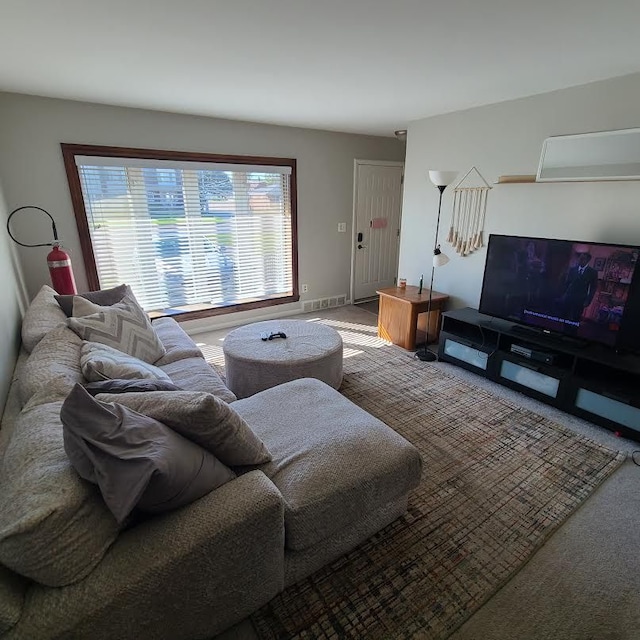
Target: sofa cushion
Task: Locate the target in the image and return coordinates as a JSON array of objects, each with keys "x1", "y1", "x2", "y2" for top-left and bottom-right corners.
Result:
[
  {"x1": 159, "y1": 356, "x2": 236, "y2": 403},
  {"x1": 21, "y1": 285, "x2": 68, "y2": 353},
  {"x1": 68, "y1": 294, "x2": 165, "y2": 364},
  {"x1": 80, "y1": 341, "x2": 172, "y2": 383},
  {"x1": 55, "y1": 284, "x2": 131, "y2": 317},
  {"x1": 232, "y1": 378, "x2": 423, "y2": 551},
  {"x1": 0, "y1": 401, "x2": 120, "y2": 586},
  {"x1": 19, "y1": 325, "x2": 83, "y2": 408},
  {"x1": 84, "y1": 378, "x2": 182, "y2": 396},
  {"x1": 95, "y1": 391, "x2": 271, "y2": 466},
  {"x1": 61, "y1": 385, "x2": 236, "y2": 523}
]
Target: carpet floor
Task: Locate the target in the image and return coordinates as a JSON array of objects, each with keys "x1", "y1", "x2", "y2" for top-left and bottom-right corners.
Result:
[{"x1": 226, "y1": 318, "x2": 626, "y2": 640}]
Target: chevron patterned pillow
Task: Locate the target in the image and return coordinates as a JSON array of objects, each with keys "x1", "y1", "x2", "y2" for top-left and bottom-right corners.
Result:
[{"x1": 68, "y1": 294, "x2": 166, "y2": 364}]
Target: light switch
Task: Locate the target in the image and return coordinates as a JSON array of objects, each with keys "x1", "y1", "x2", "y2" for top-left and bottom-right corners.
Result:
[{"x1": 337, "y1": 222, "x2": 347, "y2": 233}]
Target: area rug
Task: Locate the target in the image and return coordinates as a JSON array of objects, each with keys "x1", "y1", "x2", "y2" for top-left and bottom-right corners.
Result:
[{"x1": 210, "y1": 319, "x2": 626, "y2": 640}]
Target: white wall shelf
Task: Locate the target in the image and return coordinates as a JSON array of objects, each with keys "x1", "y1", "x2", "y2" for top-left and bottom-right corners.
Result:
[{"x1": 495, "y1": 175, "x2": 640, "y2": 184}]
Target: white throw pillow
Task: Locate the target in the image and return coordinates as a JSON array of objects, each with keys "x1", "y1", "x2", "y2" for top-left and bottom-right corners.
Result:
[
  {"x1": 68, "y1": 293, "x2": 165, "y2": 364},
  {"x1": 80, "y1": 342, "x2": 172, "y2": 383}
]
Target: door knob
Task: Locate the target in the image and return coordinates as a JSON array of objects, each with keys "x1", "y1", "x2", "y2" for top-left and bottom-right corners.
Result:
[{"x1": 357, "y1": 232, "x2": 363, "y2": 242}]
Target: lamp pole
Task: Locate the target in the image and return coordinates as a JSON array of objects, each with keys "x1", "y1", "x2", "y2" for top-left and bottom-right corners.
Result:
[{"x1": 417, "y1": 184, "x2": 446, "y2": 362}]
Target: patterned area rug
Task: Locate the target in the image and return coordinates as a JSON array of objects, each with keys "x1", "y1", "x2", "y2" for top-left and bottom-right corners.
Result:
[{"x1": 210, "y1": 318, "x2": 625, "y2": 640}]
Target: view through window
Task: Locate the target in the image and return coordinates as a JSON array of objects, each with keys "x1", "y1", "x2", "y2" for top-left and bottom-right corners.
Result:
[{"x1": 62, "y1": 146, "x2": 298, "y2": 318}]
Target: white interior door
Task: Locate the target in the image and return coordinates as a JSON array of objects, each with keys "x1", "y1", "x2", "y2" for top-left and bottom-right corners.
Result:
[{"x1": 352, "y1": 161, "x2": 404, "y2": 301}]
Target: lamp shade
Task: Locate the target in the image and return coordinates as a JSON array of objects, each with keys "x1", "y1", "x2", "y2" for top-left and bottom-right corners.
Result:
[
  {"x1": 428, "y1": 170, "x2": 458, "y2": 188},
  {"x1": 433, "y1": 251, "x2": 450, "y2": 268}
]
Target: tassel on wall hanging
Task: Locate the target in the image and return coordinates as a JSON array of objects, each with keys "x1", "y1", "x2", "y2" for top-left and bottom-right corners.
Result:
[{"x1": 446, "y1": 166, "x2": 492, "y2": 256}]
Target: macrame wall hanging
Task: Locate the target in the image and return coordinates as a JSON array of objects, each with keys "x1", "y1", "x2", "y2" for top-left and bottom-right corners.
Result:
[{"x1": 447, "y1": 166, "x2": 492, "y2": 256}]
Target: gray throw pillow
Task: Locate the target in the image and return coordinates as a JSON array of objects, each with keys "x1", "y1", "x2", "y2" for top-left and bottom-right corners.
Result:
[
  {"x1": 61, "y1": 385, "x2": 235, "y2": 524},
  {"x1": 55, "y1": 284, "x2": 130, "y2": 317},
  {"x1": 68, "y1": 294, "x2": 166, "y2": 364},
  {"x1": 0, "y1": 400, "x2": 120, "y2": 587},
  {"x1": 21, "y1": 285, "x2": 68, "y2": 353},
  {"x1": 94, "y1": 390, "x2": 272, "y2": 467},
  {"x1": 84, "y1": 379, "x2": 182, "y2": 396}
]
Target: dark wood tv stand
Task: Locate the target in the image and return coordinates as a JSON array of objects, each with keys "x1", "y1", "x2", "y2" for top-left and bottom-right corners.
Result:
[{"x1": 438, "y1": 307, "x2": 640, "y2": 441}]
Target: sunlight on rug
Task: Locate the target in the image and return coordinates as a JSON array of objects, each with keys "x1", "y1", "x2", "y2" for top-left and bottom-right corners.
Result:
[{"x1": 206, "y1": 318, "x2": 625, "y2": 640}]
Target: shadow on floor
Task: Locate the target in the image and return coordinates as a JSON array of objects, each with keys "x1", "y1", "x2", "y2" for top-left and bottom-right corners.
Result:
[{"x1": 353, "y1": 298, "x2": 378, "y2": 315}]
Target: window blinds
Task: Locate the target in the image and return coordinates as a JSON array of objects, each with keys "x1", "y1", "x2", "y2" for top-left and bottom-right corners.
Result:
[{"x1": 75, "y1": 156, "x2": 294, "y2": 314}]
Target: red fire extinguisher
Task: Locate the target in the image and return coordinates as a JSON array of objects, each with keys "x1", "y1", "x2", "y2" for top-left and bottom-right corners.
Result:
[
  {"x1": 47, "y1": 243, "x2": 77, "y2": 295},
  {"x1": 6, "y1": 206, "x2": 78, "y2": 295}
]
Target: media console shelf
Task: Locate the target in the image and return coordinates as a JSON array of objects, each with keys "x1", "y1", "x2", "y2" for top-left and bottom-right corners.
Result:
[{"x1": 438, "y1": 307, "x2": 640, "y2": 441}]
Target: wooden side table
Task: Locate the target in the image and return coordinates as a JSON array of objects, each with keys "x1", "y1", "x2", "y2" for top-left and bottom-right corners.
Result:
[{"x1": 376, "y1": 286, "x2": 449, "y2": 350}]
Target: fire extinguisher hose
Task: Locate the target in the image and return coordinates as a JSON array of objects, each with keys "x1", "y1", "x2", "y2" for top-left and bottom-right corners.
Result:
[{"x1": 6, "y1": 206, "x2": 59, "y2": 247}]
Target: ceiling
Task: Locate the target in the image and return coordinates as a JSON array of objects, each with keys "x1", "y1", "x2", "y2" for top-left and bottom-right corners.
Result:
[{"x1": 1, "y1": 0, "x2": 639, "y2": 136}]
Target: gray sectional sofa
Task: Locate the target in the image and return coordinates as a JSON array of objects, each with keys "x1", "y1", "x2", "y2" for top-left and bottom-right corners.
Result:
[{"x1": 0, "y1": 286, "x2": 422, "y2": 640}]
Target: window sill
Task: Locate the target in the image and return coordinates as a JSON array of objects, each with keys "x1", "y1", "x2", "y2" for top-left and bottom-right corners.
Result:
[{"x1": 148, "y1": 293, "x2": 300, "y2": 323}]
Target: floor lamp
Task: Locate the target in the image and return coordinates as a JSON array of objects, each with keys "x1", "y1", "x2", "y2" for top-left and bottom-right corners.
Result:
[{"x1": 416, "y1": 170, "x2": 458, "y2": 362}]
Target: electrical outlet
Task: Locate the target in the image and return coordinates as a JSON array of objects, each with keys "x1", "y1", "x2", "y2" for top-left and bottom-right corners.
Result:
[
  {"x1": 301, "y1": 284, "x2": 309, "y2": 293},
  {"x1": 337, "y1": 222, "x2": 347, "y2": 233}
]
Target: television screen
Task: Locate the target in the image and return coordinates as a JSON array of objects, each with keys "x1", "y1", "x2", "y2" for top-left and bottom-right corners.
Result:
[{"x1": 479, "y1": 235, "x2": 640, "y2": 347}]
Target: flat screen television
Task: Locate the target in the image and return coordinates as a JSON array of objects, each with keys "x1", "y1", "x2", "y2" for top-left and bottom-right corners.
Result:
[{"x1": 479, "y1": 234, "x2": 640, "y2": 350}]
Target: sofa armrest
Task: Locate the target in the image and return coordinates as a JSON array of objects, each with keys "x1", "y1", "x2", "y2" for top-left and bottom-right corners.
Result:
[
  {"x1": 152, "y1": 317, "x2": 204, "y2": 366},
  {"x1": 10, "y1": 471, "x2": 285, "y2": 640}
]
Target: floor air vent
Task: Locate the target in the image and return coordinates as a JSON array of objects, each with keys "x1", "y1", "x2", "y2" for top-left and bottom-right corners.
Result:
[{"x1": 302, "y1": 294, "x2": 348, "y2": 314}]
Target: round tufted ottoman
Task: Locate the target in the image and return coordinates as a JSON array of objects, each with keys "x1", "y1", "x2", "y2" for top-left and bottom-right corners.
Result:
[{"x1": 223, "y1": 319, "x2": 343, "y2": 399}]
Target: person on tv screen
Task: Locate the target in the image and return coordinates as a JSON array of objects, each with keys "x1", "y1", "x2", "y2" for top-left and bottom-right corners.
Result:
[
  {"x1": 511, "y1": 241, "x2": 546, "y2": 312},
  {"x1": 523, "y1": 241, "x2": 546, "y2": 303},
  {"x1": 560, "y1": 251, "x2": 598, "y2": 323}
]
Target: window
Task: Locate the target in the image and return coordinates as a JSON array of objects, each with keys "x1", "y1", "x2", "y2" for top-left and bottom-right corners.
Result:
[{"x1": 62, "y1": 145, "x2": 298, "y2": 319}]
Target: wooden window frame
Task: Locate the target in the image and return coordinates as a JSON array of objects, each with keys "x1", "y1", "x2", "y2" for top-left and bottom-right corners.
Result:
[{"x1": 61, "y1": 143, "x2": 299, "y2": 322}]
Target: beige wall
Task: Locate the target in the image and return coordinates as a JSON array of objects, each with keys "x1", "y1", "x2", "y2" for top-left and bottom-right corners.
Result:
[
  {"x1": 0, "y1": 92, "x2": 404, "y2": 323},
  {"x1": 399, "y1": 72, "x2": 640, "y2": 310},
  {"x1": 0, "y1": 178, "x2": 27, "y2": 416}
]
